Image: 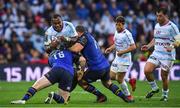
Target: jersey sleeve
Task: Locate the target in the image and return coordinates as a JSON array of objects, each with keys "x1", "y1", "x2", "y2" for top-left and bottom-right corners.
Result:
[
  {"x1": 170, "y1": 23, "x2": 180, "y2": 37},
  {"x1": 66, "y1": 22, "x2": 78, "y2": 37},
  {"x1": 44, "y1": 31, "x2": 52, "y2": 49},
  {"x1": 77, "y1": 35, "x2": 87, "y2": 47},
  {"x1": 126, "y1": 32, "x2": 135, "y2": 45}
]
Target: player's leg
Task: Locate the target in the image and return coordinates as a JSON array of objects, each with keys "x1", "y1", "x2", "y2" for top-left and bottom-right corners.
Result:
[
  {"x1": 101, "y1": 68, "x2": 134, "y2": 103},
  {"x1": 159, "y1": 60, "x2": 173, "y2": 101},
  {"x1": 116, "y1": 72, "x2": 133, "y2": 100},
  {"x1": 45, "y1": 89, "x2": 70, "y2": 104},
  {"x1": 110, "y1": 64, "x2": 133, "y2": 97},
  {"x1": 160, "y1": 69, "x2": 169, "y2": 101},
  {"x1": 45, "y1": 68, "x2": 73, "y2": 104},
  {"x1": 114, "y1": 65, "x2": 132, "y2": 95},
  {"x1": 110, "y1": 70, "x2": 116, "y2": 80},
  {"x1": 11, "y1": 76, "x2": 52, "y2": 104},
  {"x1": 78, "y1": 70, "x2": 107, "y2": 103},
  {"x1": 144, "y1": 58, "x2": 159, "y2": 98}
]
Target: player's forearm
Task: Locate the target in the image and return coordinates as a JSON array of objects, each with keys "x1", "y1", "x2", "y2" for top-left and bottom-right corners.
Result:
[
  {"x1": 69, "y1": 43, "x2": 84, "y2": 53},
  {"x1": 147, "y1": 38, "x2": 155, "y2": 48},
  {"x1": 118, "y1": 44, "x2": 136, "y2": 54},
  {"x1": 109, "y1": 44, "x2": 115, "y2": 51}
]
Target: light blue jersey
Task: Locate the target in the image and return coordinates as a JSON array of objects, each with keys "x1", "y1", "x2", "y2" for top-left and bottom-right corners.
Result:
[
  {"x1": 44, "y1": 21, "x2": 77, "y2": 47},
  {"x1": 154, "y1": 21, "x2": 180, "y2": 60},
  {"x1": 113, "y1": 29, "x2": 135, "y2": 65},
  {"x1": 147, "y1": 21, "x2": 180, "y2": 71}
]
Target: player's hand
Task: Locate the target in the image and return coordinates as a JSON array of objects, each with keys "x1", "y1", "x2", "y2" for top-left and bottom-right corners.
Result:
[
  {"x1": 117, "y1": 51, "x2": 123, "y2": 56},
  {"x1": 105, "y1": 48, "x2": 112, "y2": 54},
  {"x1": 164, "y1": 45, "x2": 174, "y2": 52},
  {"x1": 174, "y1": 41, "x2": 180, "y2": 47},
  {"x1": 57, "y1": 36, "x2": 70, "y2": 42},
  {"x1": 141, "y1": 45, "x2": 150, "y2": 51}
]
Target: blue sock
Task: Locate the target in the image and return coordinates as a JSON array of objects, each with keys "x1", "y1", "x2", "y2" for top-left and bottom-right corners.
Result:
[
  {"x1": 22, "y1": 87, "x2": 37, "y2": 101},
  {"x1": 53, "y1": 93, "x2": 64, "y2": 103},
  {"x1": 109, "y1": 84, "x2": 124, "y2": 97},
  {"x1": 85, "y1": 84, "x2": 103, "y2": 97}
]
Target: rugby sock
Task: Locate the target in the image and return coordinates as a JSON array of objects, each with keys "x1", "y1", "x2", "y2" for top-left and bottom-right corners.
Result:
[
  {"x1": 85, "y1": 84, "x2": 103, "y2": 97},
  {"x1": 148, "y1": 80, "x2": 159, "y2": 91},
  {"x1": 109, "y1": 83, "x2": 124, "y2": 97},
  {"x1": 162, "y1": 89, "x2": 169, "y2": 98},
  {"x1": 53, "y1": 93, "x2": 64, "y2": 103},
  {"x1": 120, "y1": 81, "x2": 130, "y2": 96},
  {"x1": 22, "y1": 87, "x2": 37, "y2": 101}
]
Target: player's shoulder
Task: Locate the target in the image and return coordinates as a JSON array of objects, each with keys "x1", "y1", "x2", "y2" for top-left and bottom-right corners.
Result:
[
  {"x1": 45, "y1": 26, "x2": 55, "y2": 35},
  {"x1": 169, "y1": 21, "x2": 178, "y2": 27},
  {"x1": 124, "y1": 29, "x2": 132, "y2": 36},
  {"x1": 63, "y1": 21, "x2": 74, "y2": 27},
  {"x1": 154, "y1": 23, "x2": 160, "y2": 28}
]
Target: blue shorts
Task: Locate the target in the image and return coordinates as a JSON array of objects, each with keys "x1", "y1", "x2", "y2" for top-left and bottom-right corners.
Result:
[
  {"x1": 44, "y1": 67, "x2": 73, "y2": 92},
  {"x1": 82, "y1": 67, "x2": 110, "y2": 83}
]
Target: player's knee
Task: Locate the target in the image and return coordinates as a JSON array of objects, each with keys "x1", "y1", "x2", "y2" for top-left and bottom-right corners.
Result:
[{"x1": 144, "y1": 66, "x2": 152, "y2": 75}]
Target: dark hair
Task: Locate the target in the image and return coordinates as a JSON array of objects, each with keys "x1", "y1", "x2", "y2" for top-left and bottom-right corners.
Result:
[
  {"x1": 156, "y1": 7, "x2": 168, "y2": 15},
  {"x1": 76, "y1": 25, "x2": 86, "y2": 33},
  {"x1": 115, "y1": 16, "x2": 125, "y2": 24},
  {"x1": 52, "y1": 14, "x2": 62, "y2": 19}
]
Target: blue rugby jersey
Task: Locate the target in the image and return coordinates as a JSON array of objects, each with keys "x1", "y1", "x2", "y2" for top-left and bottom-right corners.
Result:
[
  {"x1": 78, "y1": 32, "x2": 110, "y2": 71},
  {"x1": 48, "y1": 49, "x2": 74, "y2": 75}
]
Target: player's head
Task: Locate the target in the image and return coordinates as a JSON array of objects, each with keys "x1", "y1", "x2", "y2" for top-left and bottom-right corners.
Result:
[
  {"x1": 76, "y1": 25, "x2": 86, "y2": 37},
  {"x1": 51, "y1": 14, "x2": 63, "y2": 32},
  {"x1": 156, "y1": 7, "x2": 169, "y2": 25},
  {"x1": 115, "y1": 16, "x2": 125, "y2": 32}
]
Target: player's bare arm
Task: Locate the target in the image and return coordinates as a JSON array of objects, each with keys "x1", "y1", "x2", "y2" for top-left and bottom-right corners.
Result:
[
  {"x1": 141, "y1": 38, "x2": 155, "y2": 51},
  {"x1": 117, "y1": 44, "x2": 136, "y2": 56},
  {"x1": 68, "y1": 35, "x2": 87, "y2": 53},
  {"x1": 105, "y1": 44, "x2": 115, "y2": 54},
  {"x1": 68, "y1": 43, "x2": 84, "y2": 53}
]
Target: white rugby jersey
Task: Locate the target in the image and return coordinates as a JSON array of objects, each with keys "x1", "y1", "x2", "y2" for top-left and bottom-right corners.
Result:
[
  {"x1": 113, "y1": 29, "x2": 135, "y2": 65},
  {"x1": 154, "y1": 21, "x2": 180, "y2": 60},
  {"x1": 44, "y1": 21, "x2": 77, "y2": 46}
]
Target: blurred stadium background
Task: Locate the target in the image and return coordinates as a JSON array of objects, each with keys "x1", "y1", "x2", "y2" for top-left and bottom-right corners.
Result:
[{"x1": 0, "y1": 0, "x2": 180, "y2": 107}]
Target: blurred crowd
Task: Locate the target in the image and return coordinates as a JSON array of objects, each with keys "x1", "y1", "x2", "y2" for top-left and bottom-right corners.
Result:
[{"x1": 0, "y1": 0, "x2": 180, "y2": 64}]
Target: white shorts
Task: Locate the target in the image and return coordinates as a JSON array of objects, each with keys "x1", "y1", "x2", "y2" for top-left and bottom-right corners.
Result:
[
  {"x1": 147, "y1": 51, "x2": 174, "y2": 71},
  {"x1": 110, "y1": 60, "x2": 129, "y2": 73}
]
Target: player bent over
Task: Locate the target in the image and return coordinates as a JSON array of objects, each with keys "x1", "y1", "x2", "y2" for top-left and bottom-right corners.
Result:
[
  {"x1": 68, "y1": 25, "x2": 134, "y2": 103},
  {"x1": 11, "y1": 49, "x2": 77, "y2": 104},
  {"x1": 105, "y1": 16, "x2": 136, "y2": 101}
]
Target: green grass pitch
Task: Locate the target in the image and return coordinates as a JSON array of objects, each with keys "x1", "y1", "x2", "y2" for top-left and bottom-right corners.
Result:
[{"x1": 0, "y1": 81, "x2": 180, "y2": 107}]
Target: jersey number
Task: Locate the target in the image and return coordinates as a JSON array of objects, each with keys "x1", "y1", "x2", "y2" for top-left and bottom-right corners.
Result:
[{"x1": 53, "y1": 51, "x2": 65, "y2": 59}]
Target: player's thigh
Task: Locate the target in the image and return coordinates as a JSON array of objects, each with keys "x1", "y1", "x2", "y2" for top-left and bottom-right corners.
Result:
[
  {"x1": 160, "y1": 60, "x2": 174, "y2": 72},
  {"x1": 110, "y1": 71, "x2": 116, "y2": 80},
  {"x1": 44, "y1": 67, "x2": 62, "y2": 84},
  {"x1": 145, "y1": 52, "x2": 161, "y2": 73},
  {"x1": 58, "y1": 70, "x2": 73, "y2": 92},
  {"x1": 32, "y1": 76, "x2": 52, "y2": 91},
  {"x1": 81, "y1": 69, "x2": 99, "y2": 83},
  {"x1": 145, "y1": 57, "x2": 158, "y2": 73}
]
